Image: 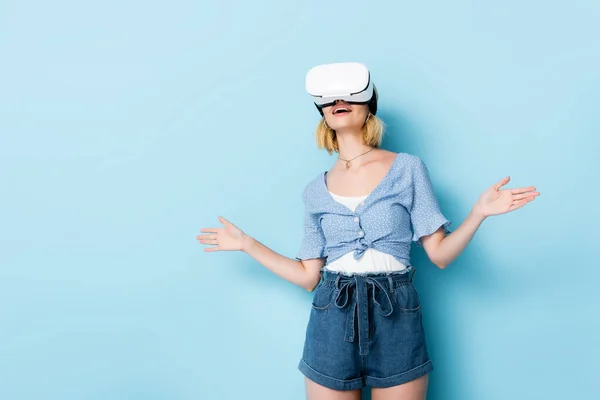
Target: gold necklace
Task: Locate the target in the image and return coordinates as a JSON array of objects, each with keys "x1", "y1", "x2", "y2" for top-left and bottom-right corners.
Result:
[{"x1": 338, "y1": 147, "x2": 375, "y2": 169}]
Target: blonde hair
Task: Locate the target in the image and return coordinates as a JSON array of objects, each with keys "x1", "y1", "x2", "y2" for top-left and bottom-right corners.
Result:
[{"x1": 315, "y1": 114, "x2": 385, "y2": 154}]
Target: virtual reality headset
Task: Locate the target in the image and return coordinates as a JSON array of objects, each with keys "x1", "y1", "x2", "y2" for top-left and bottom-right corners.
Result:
[{"x1": 305, "y1": 62, "x2": 378, "y2": 116}]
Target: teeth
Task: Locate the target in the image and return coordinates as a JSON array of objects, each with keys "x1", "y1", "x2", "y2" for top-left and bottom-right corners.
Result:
[{"x1": 334, "y1": 108, "x2": 350, "y2": 114}]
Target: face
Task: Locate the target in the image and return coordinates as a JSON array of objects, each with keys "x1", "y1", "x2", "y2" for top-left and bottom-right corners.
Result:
[{"x1": 321, "y1": 100, "x2": 369, "y2": 132}]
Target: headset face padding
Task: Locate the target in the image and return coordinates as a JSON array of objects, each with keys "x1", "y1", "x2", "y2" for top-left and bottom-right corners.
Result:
[
  {"x1": 314, "y1": 85, "x2": 378, "y2": 116},
  {"x1": 306, "y1": 62, "x2": 378, "y2": 116}
]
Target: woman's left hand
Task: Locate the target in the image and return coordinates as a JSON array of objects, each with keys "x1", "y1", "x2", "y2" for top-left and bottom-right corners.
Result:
[{"x1": 473, "y1": 176, "x2": 540, "y2": 218}]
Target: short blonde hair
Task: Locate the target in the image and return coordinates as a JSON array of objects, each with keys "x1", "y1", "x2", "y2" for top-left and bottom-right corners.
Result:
[{"x1": 315, "y1": 114, "x2": 385, "y2": 154}]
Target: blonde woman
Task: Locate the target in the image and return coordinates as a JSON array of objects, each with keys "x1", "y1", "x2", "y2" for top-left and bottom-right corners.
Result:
[{"x1": 197, "y1": 63, "x2": 539, "y2": 400}]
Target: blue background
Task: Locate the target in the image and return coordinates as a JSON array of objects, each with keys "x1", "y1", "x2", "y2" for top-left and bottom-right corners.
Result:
[{"x1": 1, "y1": 0, "x2": 598, "y2": 399}]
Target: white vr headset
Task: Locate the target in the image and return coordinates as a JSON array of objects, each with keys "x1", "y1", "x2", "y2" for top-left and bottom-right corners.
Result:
[{"x1": 305, "y1": 62, "x2": 378, "y2": 116}]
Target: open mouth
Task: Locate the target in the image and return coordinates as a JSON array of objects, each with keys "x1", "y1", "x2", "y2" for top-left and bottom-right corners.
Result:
[{"x1": 332, "y1": 106, "x2": 352, "y2": 116}]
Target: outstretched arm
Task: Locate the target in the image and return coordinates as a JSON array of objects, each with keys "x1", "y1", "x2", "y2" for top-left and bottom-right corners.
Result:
[
  {"x1": 198, "y1": 216, "x2": 325, "y2": 291},
  {"x1": 422, "y1": 176, "x2": 539, "y2": 269}
]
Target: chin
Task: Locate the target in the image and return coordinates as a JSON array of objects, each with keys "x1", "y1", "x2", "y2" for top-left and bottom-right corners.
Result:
[
  {"x1": 331, "y1": 123, "x2": 363, "y2": 132},
  {"x1": 329, "y1": 116, "x2": 361, "y2": 131}
]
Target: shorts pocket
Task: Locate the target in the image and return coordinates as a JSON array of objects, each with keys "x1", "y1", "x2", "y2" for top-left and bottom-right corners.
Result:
[
  {"x1": 393, "y1": 283, "x2": 421, "y2": 313},
  {"x1": 311, "y1": 284, "x2": 336, "y2": 311}
]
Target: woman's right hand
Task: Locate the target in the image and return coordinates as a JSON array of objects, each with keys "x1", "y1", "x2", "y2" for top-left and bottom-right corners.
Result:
[{"x1": 197, "y1": 216, "x2": 249, "y2": 252}]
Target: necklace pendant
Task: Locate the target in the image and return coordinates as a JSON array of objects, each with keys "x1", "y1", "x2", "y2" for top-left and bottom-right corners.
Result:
[{"x1": 346, "y1": 161, "x2": 352, "y2": 169}]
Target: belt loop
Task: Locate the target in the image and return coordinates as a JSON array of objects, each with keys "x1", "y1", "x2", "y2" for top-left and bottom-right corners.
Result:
[
  {"x1": 409, "y1": 267, "x2": 417, "y2": 282},
  {"x1": 387, "y1": 275, "x2": 394, "y2": 292}
]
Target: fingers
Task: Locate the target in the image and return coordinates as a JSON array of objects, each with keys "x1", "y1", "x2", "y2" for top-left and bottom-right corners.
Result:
[
  {"x1": 509, "y1": 186, "x2": 538, "y2": 195},
  {"x1": 509, "y1": 199, "x2": 529, "y2": 211},
  {"x1": 512, "y1": 192, "x2": 540, "y2": 201},
  {"x1": 218, "y1": 216, "x2": 237, "y2": 229},
  {"x1": 494, "y1": 176, "x2": 510, "y2": 190},
  {"x1": 201, "y1": 217, "x2": 235, "y2": 234},
  {"x1": 509, "y1": 196, "x2": 536, "y2": 211},
  {"x1": 197, "y1": 233, "x2": 217, "y2": 243},
  {"x1": 198, "y1": 216, "x2": 233, "y2": 253},
  {"x1": 198, "y1": 232, "x2": 220, "y2": 252}
]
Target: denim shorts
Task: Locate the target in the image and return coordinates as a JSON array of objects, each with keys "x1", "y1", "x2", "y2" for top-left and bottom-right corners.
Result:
[{"x1": 298, "y1": 266, "x2": 433, "y2": 391}]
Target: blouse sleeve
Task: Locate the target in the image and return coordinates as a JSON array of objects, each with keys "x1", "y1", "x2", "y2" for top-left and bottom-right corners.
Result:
[
  {"x1": 409, "y1": 158, "x2": 452, "y2": 246},
  {"x1": 295, "y1": 189, "x2": 327, "y2": 261}
]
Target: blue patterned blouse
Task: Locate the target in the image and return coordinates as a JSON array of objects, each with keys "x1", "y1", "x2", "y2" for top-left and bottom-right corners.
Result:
[{"x1": 295, "y1": 152, "x2": 451, "y2": 267}]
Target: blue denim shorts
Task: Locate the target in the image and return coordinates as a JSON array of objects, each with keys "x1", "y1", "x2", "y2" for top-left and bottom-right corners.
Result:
[{"x1": 298, "y1": 266, "x2": 433, "y2": 391}]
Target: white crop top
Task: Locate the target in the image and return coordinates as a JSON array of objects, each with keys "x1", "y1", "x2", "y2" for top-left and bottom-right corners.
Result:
[{"x1": 325, "y1": 192, "x2": 408, "y2": 274}]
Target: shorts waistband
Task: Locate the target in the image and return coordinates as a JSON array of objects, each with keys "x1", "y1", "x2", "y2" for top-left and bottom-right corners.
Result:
[{"x1": 321, "y1": 266, "x2": 416, "y2": 284}]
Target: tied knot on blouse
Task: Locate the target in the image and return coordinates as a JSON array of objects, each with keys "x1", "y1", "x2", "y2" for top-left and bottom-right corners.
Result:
[
  {"x1": 354, "y1": 236, "x2": 372, "y2": 259},
  {"x1": 295, "y1": 152, "x2": 452, "y2": 267}
]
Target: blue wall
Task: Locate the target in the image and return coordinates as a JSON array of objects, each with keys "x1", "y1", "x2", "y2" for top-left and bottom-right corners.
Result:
[{"x1": 1, "y1": 1, "x2": 598, "y2": 399}]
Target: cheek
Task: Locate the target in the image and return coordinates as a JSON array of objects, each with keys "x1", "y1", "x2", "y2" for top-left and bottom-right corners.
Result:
[
  {"x1": 346, "y1": 109, "x2": 368, "y2": 124},
  {"x1": 356, "y1": 106, "x2": 369, "y2": 119}
]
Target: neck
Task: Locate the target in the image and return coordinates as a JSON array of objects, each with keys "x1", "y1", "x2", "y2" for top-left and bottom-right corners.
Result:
[{"x1": 336, "y1": 128, "x2": 371, "y2": 160}]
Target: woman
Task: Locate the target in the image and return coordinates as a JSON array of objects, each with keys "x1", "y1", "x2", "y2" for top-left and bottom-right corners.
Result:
[{"x1": 197, "y1": 64, "x2": 539, "y2": 400}]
